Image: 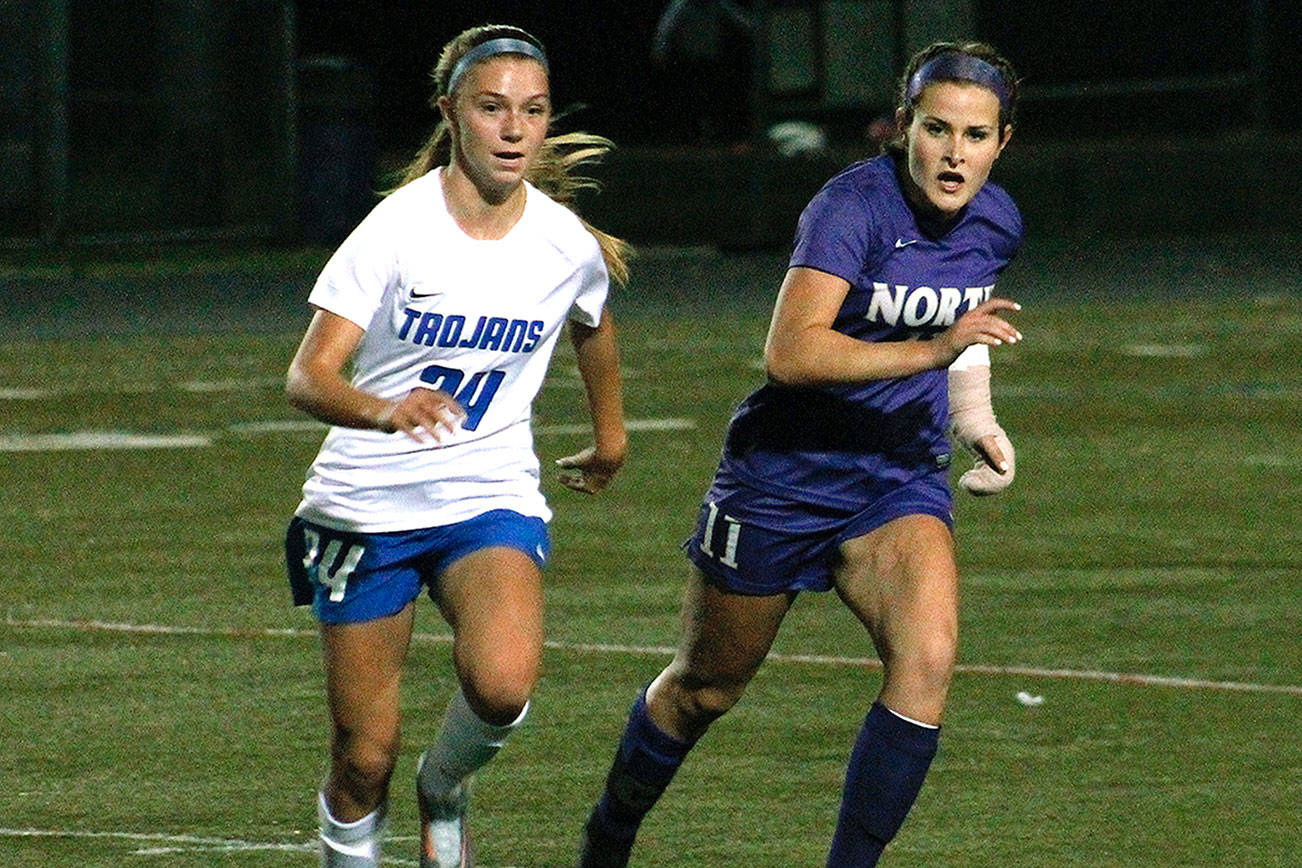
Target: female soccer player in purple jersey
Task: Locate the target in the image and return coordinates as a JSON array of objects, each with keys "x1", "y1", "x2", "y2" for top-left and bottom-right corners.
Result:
[
  {"x1": 284, "y1": 24, "x2": 632, "y2": 868},
  {"x1": 579, "y1": 41, "x2": 1023, "y2": 867}
]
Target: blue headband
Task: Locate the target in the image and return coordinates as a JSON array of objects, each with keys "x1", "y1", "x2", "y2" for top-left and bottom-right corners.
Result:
[
  {"x1": 447, "y1": 37, "x2": 548, "y2": 93},
  {"x1": 906, "y1": 53, "x2": 1010, "y2": 110}
]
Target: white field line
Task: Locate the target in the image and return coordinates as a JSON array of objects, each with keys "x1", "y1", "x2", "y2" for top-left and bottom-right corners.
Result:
[
  {"x1": 0, "y1": 826, "x2": 488, "y2": 866},
  {"x1": 0, "y1": 387, "x2": 54, "y2": 399},
  {"x1": 0, "y1": 432, "x2": 214, "y2": 452},
  {"x1": 1119, "y1": 343, "x2": 1208, "y2": 358},
  {"x1": 537, "y1": 417, "x2": 696, "y2": 435},
  {"x1": 0, "y1": 369, "x2": 646, "y2": 401},
  {"x1": 6, "y1": 616, "x2": 1300, "y2": 697},
  {"x1": 227, "y1": 418, "x2": 699, "y2": 436},
  {"x1": 0, "y1": 827, "x2": 315, "y2": 855},
  {"x1": 0, "y1": 377, "x2": 284, "y2": 401},
  {"x1": 0, "y1": 417, "x2": 695, "y2": 452},
  {"x1": 179, "y1": 376, "x2": 286, "y2": 393},
  {"x1": 1243, "y1": 454, "x2": 1295, "y2": 467},
  {"x1": 227, "y1": 419, "x2": 327, "y2": 433}
]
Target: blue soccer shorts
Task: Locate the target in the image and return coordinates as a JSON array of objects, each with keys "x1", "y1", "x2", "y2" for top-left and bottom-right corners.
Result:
[
  {"x1": 683, "y1": 469, "x2": 953, "y2": 596},
  {"x1": 285, "y1": 509, "x2": 550, "y2": 624}
]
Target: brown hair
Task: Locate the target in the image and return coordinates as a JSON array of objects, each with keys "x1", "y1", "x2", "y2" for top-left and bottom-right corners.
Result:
[
  {"x1": 391, "y1": 24, "x2": 632, "y2": 285},
  {"x1": 883, "y1": 41, "x2": 1020, "y2": 158}
]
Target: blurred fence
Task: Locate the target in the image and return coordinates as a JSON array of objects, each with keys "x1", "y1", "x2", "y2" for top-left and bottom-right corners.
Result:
[
  {"x1": 0, "y1": 1, "x2": 1289, "y2": 248},
  {"x1": 1, "y1": 0, "x2": 296, "y2": 245},
  {"x1": 596, "y1": 0, "x2": 1289, "y2": 247},
  {"x1": 750, "y1": 1, "x2": 1273, "y2": 131}
]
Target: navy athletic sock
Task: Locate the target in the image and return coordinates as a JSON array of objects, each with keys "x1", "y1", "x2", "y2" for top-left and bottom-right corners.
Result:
[
  {"x1": 585, "y1": 689, "x2": 695, "y2": 851},
  {"x1": 826, "y1": 702, "x2": 941, "y2": 868}
]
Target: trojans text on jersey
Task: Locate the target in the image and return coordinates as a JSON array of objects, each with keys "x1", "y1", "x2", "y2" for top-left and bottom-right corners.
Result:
[{"x1": 398, "y1": 308, "x2": 546, "y2": 353}]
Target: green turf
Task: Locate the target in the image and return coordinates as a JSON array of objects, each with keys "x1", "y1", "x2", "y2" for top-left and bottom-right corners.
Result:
[{"x1": 1, "y1": 266, "x2": 1299, "y2": 866}]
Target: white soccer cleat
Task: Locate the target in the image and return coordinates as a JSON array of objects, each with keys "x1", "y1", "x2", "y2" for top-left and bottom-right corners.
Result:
[{"x1": 419, "y1": 779, "x2": 471, "y2": 868}]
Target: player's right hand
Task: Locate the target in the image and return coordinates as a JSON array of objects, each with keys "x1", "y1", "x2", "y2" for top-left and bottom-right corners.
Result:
[
  {"x1": 379, "y1": 387, "x2": 467, "y2": 443},
  {"x1": 937, "y1": 298, "x2": 1022, "y2": 364}
]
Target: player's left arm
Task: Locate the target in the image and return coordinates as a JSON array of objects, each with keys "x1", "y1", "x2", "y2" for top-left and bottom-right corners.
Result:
[
  {"x1": 556, "y1": 305, "x2": 628, "y2": 494},
  {"x1": 949, "y1": 198, "x2": 1024, "y2": 495},
  {"x1": 948, "y1": 346, "x2": 1015, "y2": 496}
]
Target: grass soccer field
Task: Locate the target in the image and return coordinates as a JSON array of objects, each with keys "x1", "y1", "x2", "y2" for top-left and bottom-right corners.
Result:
[{"x1": 2, "y1": 239, "x2": 1299, "y2": 866}]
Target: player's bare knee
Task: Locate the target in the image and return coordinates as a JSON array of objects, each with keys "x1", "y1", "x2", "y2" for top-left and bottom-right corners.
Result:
[
  {"x1": 691, "y1": 683, "x2": 744, "y2": 723},
  {"x1": 904, "y1": 633, "x2": 957, "y2": 690},
  {"x1": 331, "y1": 732, "x2": 398, "y2": 799},
  {"x1": 461, "y1": 666, "x2": 535, "y2": 725},
  {"x1": 674, "y1": 671, "x2": 746, "y2": 725}
]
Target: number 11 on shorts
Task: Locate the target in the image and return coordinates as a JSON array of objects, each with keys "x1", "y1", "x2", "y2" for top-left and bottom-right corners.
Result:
[{"x1": 699, "y1": 501, "x2": 741, "y2": 568}]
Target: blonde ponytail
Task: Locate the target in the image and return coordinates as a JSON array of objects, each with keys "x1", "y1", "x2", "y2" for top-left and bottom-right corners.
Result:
[{"x1": 527, "y1": 131, "x2": 632, "y2": 286}]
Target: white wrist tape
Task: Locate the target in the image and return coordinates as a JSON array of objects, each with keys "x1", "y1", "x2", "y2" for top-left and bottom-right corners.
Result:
[
  {"x1": 949, "y1": 343, "x2": 990, "y2": 372},
  {"x1": 947, "y1": 363, "x2": 1015, "y2": 496}
]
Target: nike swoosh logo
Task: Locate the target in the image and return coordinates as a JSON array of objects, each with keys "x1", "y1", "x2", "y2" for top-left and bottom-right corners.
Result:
[
  {"x1": 410, "y1": 289, "x2": 442, "y2": 298},
  {"x1": 895, "y1": 238, "x2": 919, "y2": 248}
]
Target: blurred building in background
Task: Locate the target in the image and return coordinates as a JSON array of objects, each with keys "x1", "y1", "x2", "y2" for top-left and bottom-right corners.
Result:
[
  {"x1": 1, "y1": 0, "x2": 1297, "y2": 248},
  {"x1": 1, "y1": 0, "x2": 296, "y2": 245}
]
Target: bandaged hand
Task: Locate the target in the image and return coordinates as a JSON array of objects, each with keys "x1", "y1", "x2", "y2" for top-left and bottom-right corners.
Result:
[
  {"x1": 948, "y1": 360, "x2": 1015, "y2": 496},
  {"x1": 957, "y1": 429, "x2": 1015, "y2": 495}
]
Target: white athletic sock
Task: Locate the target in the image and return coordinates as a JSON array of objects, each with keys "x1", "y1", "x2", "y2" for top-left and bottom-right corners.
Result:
[
  {"x1": 317, "y1": 791, "x2": 386, "y2": 868},
  {"x1": 416, "y1": 687, "x2": 529, "y2": 802}
]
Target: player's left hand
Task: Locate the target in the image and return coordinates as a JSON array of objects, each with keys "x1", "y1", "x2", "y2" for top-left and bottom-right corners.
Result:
[
  {"x1": 957, "y1": 428, "x2": 1015, "y2": 496},
  {"x1": 556, "y1": 446, "x2": 624, "y2": 494}
]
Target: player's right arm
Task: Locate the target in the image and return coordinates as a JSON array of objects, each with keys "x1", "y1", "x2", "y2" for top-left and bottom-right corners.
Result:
[
  {"x1": 763, "y1": 266, "x2": 1022, "y2": 386},
  {"x1": 286, "y1": 307, "x2": 465, "y2": 442}
]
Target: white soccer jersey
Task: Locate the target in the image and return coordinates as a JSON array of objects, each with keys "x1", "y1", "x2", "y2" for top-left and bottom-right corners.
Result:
[{"x1": 295, "y1": 168, "x2": 609, "y2": 532}]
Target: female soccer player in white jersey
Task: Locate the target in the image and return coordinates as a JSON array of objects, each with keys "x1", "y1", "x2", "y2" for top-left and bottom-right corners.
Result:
[
  {"x1": 283, "y1": 25, "x2": 631, "y2": 868},
  {"x1": 579, "y1": 42, "x2": 1023, "y2": 867}
]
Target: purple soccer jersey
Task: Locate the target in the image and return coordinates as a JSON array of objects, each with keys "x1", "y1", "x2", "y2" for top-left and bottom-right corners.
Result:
[{"x1": 718, "y1": 154, "x2": 1023, "y2": 510}]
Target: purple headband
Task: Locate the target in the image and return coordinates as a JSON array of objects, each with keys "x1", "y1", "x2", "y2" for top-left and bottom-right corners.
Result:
[{"x1": 906, "y1": 52, "x2": 1010, "y2": 110}]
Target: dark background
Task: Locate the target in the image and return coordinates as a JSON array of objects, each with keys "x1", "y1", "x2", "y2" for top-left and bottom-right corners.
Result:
[
  {"x1": 5, "y1": 1, "x2": 1301, "y2": 246},
  {"x1": 292, "y1": 0, "x2": 1302, "y2": 152}
]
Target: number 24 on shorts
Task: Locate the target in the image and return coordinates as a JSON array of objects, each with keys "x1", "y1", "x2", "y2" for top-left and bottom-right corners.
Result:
[{"x1": 301, "y1": 527, "x2": 365, "y2": 602}]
